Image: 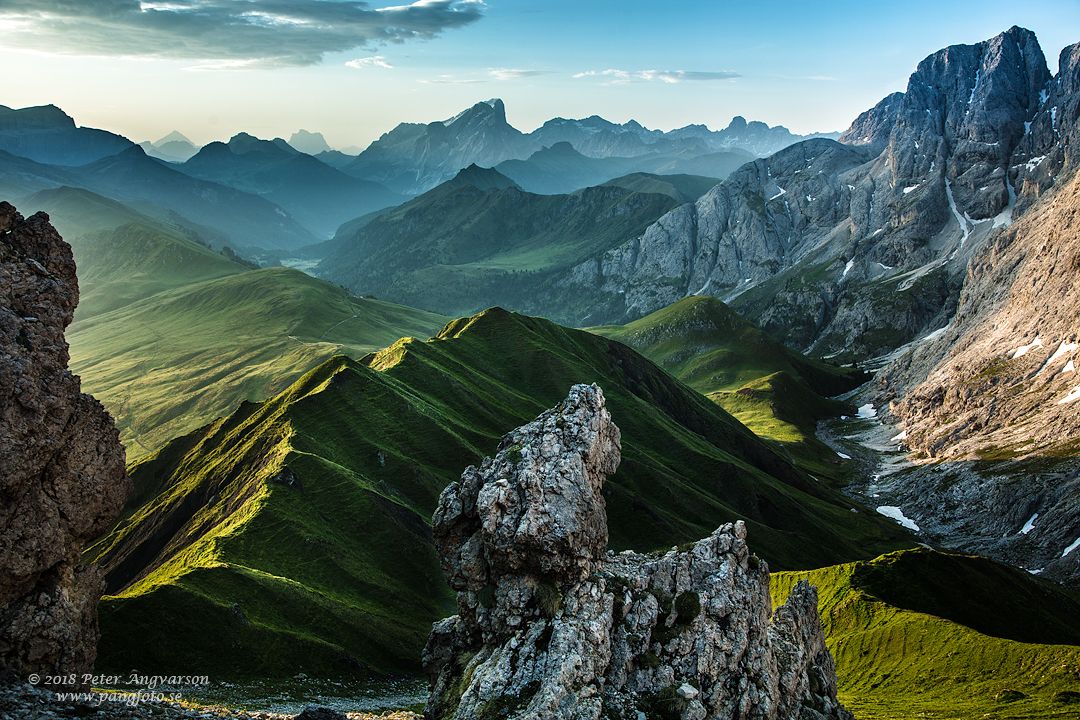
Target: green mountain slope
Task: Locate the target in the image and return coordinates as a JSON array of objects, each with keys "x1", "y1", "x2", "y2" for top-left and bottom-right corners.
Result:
[
  {"x1": 15, "y1": 186, "x2": 249, "y2": 318},
  {"x1": 90, "y1": 308, "x2": 913, "y2": 679},
  {"x1": 68, "y1": 266, "x2": 449, "y2": 461},
  {"x1": 590, "y1": 296, "x2": 867, "y2": 480},
  {"x1": 316, "y1": 168, "x2": 679, "y2": 323},
  {"x1": 772, "y1": 549, "x2": 1080, "y2": 719}
]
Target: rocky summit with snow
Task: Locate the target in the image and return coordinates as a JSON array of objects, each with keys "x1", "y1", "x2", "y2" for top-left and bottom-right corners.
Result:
[{"x1": 423, "y1": 384, "x2": 850, "y2": 720}]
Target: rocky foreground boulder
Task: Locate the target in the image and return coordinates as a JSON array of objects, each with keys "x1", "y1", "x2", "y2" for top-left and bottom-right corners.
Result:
[
  {"x1": 423, "y1": 383, "x2": 850, "y2": 720},
  {"x1": 0, "y1": 202, "x2": 130, "y2": 685}
]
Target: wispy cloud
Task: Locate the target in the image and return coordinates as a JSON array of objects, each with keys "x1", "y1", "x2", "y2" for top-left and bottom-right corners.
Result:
[
  {"x1": 488, "y1": 68, "x2": 552, "y2": 81},
  {"x1": 0, "y1": 0, "x2": 484, "y2": 68},
  {"x1": 419, "y1": 67, "x2": 552, "y2": 84},
  {"x1": 347, "y1": 56, "x2": 393, "y2": 69},
  {"x1": 419, "y1": 74, "x2": 489, "y2": 84},
  {"x1": 573, "y1": 69, "x2": 740, "y2": 84}
]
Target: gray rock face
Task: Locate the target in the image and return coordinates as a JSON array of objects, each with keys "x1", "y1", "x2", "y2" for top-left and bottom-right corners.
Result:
[
  {"x1": 0, "y1": 203, "x2": 131, "y2": 686},
  {"x1": 835, "y1": 39, "x2": 1080, "y2": 588},
  {"x1": 553, "y1": 27, "x2": 1062, "y2": 358},
  {"x1": 424, "y1": 384, "x2": 849, "y2": 720}
]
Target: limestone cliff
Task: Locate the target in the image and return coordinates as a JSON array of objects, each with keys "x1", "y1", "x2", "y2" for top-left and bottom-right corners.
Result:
[
  {"x1": 857, "y1": 41, "x2": 1080, "y2": 587},
  {"x1": 0, "y1": 202, "x2": 130, "y2": 685},
  {"x1": 424, "y1": 384, "x2": 849, "y2": 720},
  {"x1": 553, "y1": 27, "x2": 1061, "y2": 357}
]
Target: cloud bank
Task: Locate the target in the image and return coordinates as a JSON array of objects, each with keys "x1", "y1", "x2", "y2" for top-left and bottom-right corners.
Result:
[
  {"x1": 574, "y1": 69, "x2": 740, "y2": 84},
  {"x1": 0, "y1": 0, "x2": 484, "y2": 68}
]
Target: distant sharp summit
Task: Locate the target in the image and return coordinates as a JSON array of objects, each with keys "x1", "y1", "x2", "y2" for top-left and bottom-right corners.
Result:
[
  {"x1": 141, "y1": 131, "x2": 200, "y2": 162},
  {"x1": 0, "y1": 104, "x2": 133, "y2": 166},
  {"x1": 341, "y1": 98, "x2": 528, "y2": 195},
  {"x1": 338, "y1": 98, "x2": 836, "y2": 195}
]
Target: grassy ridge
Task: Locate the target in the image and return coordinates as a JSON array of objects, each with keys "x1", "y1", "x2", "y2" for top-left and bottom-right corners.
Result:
[
  {"x1": 92, "y1": 307, "x2": 913, "y2": 679},
  {"x1": 68, "y1": 266, "x2": 449, "y2": 461},
  {"x1": 772, "y1": 549, "x2": 1080, "y2": 719}
]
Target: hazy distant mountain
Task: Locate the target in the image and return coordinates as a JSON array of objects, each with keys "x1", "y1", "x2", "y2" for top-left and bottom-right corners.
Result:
[
  {"x1": 495, "y1": 141, "x2": 750, "y2": 195},
  {"x1": 596, "y1": 173, "x2": 723, "y2": 204},
  {"x1": 0, "y1": 104, "x2": 134, "y2": 165},
  {"x1": 339, "y1": 99, "x2": 837, "y2": 196},
  {"x1": 495, "y1": 142, "x2": 642, "y2": 194},
  {"x1": 140, "y1": 130, "x2": 200, "y2": 162},
  {"x1": 289, "y1": 129, "x2": 332, "y2": 155},
  {"x1": 180, "y1": 132, "x2": 404, "y2": 238},
  {"x1": 72, "y1": 145, "x2": 318, "y2": 251},
  {"x1": 341, "y1": 98, "x2": 529, "y2": 195}
]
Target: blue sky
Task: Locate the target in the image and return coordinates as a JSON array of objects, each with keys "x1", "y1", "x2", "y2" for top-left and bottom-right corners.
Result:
[{"x1": 1, "y1": 0, "x2": 1078, "y2": 151}]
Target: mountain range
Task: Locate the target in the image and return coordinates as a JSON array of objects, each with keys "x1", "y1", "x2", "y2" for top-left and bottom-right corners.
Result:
[
  {"x1": 3, "y1": 21, "x2": 1080, "y2": 719},
  {"x1": 337, "y1": 98, "x2": 835, "y2": 195}
]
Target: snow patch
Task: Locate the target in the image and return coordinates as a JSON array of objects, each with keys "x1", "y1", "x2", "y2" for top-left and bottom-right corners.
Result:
[
  {"x1": 857, "y1": 404, "x2": 877, "y2": 419},
  {"x1": 1025, "y1": 155, "x2": 1047, "y2": 172},
  {"x1": 1012, "y1": 337, "x2": 1043, "y2": 359},
  {"x1": 1040, "y1": 88, "x2": 1049, "y2": 105},
  {"x1": 1058, "y1": 384, "x2": 1080, "y2": 405},
  {"x1": 903, "y1": 185, "x2": 919, "y2": 194},
  {"x1": 1038, "y1": 341, "x2": 1078, "y2": 374},
  {"x1": 877, "y1": 506, "x2": 920, "y2": 532},
  {"x1": 890, "y1": 430, "x2": 907, "y2": 442},
  {"x1": 1066, "y1": 360, "x2": 1076, "y2": 373},
  {"x1": 769, "y1": 187, "x2": 787, "y2": 201},
  {"x1": 878, "y1": 262, "x2": 893, "y2": 271},
  {"x1": 992, "y1": 179, "x2": 1016, "y2": 228},
  {"x1": 945, "y1": 178, "x2": 971, "y2": 250},
  {"x1": 843, "y1": 259, "x2": 855, "y2": 278},
  {"x1": 922, "y1": 324, "x2": 950, "y2": 342},
  {"x1": 1063, "y1": 537, "x2": 1080, "y2": 558},
  {"x1": 1020, "y1": 513, "x2": 1038, "y2": 535},
  {"x1": 836, "y1": 452, "x2": 851, "y2": 459}
]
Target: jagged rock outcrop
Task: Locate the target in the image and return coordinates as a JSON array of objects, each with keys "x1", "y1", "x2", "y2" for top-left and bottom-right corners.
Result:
[
  {"x1": 0, "y1": 203, "x2": 130, "y2": 685},
  {"x1": 552, "y1": 27, "x2": 1062, "y2": 355},
  {"x1": 424, "y1": 384, "x2": 849, "y2": 720}
]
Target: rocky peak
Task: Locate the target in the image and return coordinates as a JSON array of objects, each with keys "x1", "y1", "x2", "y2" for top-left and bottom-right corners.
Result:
[
  {"x1": 0, "y1": 104, "x2": 76, "y2": 132},
  {"x1": 0, "y1": 203, "x2": 130, "y2": 687},
  {"x1": 424, "y1": 384, "x2": 849, "y2": 719}
]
